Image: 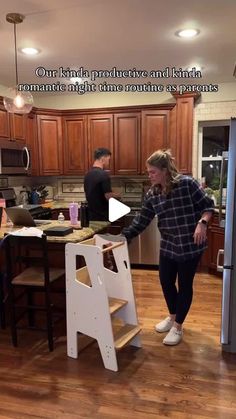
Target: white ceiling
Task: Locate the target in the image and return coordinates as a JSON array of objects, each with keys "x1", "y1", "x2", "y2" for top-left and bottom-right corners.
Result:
[{"x1": 0, "y1": 0, "x2": 236, "y2": 91}]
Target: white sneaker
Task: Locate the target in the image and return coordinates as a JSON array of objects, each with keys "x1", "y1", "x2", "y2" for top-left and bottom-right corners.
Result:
[
  {"x1": 155, "y1": 316, "x2": 174, "y2": 333},
  {"x1": 163, "y1": 326, "x2": 183, "y2": 346}
]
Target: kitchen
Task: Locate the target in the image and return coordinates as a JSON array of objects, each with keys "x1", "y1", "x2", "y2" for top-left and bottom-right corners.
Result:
[{"x1": 0, "y1": 0, "x2": 236, "y2": 417}]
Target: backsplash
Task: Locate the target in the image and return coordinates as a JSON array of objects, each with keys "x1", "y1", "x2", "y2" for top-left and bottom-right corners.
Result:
[
  {"x1": 55, "y1": 177, "x2": 146, "y2": 203},
  {"x1": 3, "y1": 175, "x2": 148, "y2": 205}
]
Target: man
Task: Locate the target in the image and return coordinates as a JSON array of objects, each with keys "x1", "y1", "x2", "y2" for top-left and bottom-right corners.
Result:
[{"x1": 84, "y1": 148, "x2": 119, "y2": 221}]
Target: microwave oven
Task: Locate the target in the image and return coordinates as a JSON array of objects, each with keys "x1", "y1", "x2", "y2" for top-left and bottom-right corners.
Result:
[{"x1": 0, "y1": 140, "x2": 31, "y2": 175}]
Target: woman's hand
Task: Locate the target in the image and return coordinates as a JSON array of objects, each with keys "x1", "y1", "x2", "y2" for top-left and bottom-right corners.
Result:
[{"x1": 193, "y1": 223, "x2": 207, "y2": 245}]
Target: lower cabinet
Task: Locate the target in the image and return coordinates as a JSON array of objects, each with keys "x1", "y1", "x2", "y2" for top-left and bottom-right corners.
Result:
[
  {"x1": 199, "y1": 214, "x2": 225, "y2": 274},
  {"x1": 106, "y1": 218, "x2": 125, "y2": 235},
  {"x1": 207, "y1": 214, "x2": 225, "y2": 274}
]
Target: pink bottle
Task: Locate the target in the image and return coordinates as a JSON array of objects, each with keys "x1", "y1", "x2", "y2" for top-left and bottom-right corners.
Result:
[{"x1": 69, "y1": 202, "x2": 78, "y2": 225}]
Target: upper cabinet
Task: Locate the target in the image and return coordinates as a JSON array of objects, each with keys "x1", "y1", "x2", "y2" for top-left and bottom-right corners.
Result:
[
  {"x1": 141, "y1": 110, "x2": 170, "y2": 174},
  {"x1": 37, "y1": 114, "x2": 63, "y2": 176},
  {"x1": 114, "y1": 113, "x2": 140, "y2": 175},
  {"x1": 10, "y1": 113, "x2": 27, "y2": 143},
  {"x1": 0, "y1": 94, "x2": 197, "y2": 176},
  {"x1": 172, "y1": 93, "x2": 199, "y2": 174},
  {"x1": 0, "y1": 105, "x2": 10, "y2": 139},
  {"x1": 87, "y1": 114, "x2": 114, "y2": 172},
  {"x1": 25, "y1": 113, "x2": 39, "y2": 176},
  {"x1": 63, "y1": 115, "x2": 88, "y2": 175},
  {"x1": 0, "y1": 104, "x2": 26, "y2": 143}
]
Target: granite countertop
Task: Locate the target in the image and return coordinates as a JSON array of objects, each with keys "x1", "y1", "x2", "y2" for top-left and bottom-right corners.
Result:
[
  {"x1": 0, "y1": 221, "x2": 109, "y2": 243},
  {"x1": 41, "y1": 201, "x2": 71, "y2": 209},
  {"x1": 42, "y1": 200, "x2": 143, "y2": 211}
]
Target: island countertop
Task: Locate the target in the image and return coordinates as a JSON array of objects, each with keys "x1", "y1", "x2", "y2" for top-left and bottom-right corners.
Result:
[{"x1": 0, "y1": 221, "x2": 110, "y2": 243}]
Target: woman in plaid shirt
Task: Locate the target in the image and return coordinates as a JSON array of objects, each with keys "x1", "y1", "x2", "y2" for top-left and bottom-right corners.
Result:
[{"x1": 122, "y1": 149, "x2": 215, "y2": 345}]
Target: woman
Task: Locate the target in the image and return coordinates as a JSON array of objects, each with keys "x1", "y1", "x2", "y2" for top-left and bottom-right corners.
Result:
[{"x1": 122, "y1": 149, "x2": 214, "y2": 346}]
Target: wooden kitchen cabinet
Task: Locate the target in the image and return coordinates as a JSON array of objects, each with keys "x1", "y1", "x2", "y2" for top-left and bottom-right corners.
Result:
[
  {"x1": 172, "y1": 93, "x2": 199, "y2": 174},
  {"x1": 87, "y1": 114, "x2": 114, "y2": 172},
  {"x1": 9, "y1": 113, "x2": 27, "y2": 143},
  {"x1": 0, "y1": 104, "x2": 10, "y2": 140},
  {"x1": 26, "y1": 113, "x2": 39, "y2": 175},
  {"x1": 37, "y1": 114, "x2": 63, "y2": 176},
  {"x1": 114, "y1": 113, "x2": 140, "y2": 175},
  {"x1": 0, "y1": 94, "x2": 197, "y2": 177},
  {"x1": 207, "y1": 214, "x2": 225, "y2": 275},
  {"x1": 0, "y1": 104, "x2": 26, "y2": 143},
  {"x1": 63, "y1": 115, "x2": 88, "y2": 175},
  {"x1": 141, "y1": 110, "x2": 170, "y2": 174}
]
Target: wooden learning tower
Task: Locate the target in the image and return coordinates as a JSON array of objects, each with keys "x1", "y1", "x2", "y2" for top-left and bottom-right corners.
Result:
[{"x1": 65, "y1": 234, "x2": 142, "y2": 372}]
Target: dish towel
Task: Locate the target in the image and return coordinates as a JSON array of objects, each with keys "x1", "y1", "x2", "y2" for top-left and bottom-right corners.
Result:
[{"x1": 9, "y1": 227, "x2": 44, "y2": 238}]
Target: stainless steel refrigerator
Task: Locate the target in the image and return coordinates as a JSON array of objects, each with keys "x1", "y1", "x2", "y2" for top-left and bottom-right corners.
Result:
[{"x1": 217, "y1": 117, "x2": 236, "y2": 352}]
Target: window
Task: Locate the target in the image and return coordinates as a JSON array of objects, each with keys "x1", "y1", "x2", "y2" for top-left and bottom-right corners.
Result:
[{"x1": 198, "y1": 121, "x2": 229, "y2": 190}]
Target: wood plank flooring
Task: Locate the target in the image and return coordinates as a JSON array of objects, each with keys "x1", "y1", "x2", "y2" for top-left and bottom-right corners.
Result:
[{"x1": 0, "y1": 270, "x2": 236, "y2": 419}]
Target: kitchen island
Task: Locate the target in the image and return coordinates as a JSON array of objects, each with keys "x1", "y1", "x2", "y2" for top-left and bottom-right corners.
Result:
[
  {"x1": 0, "y1": 220, "x2": 110, "y2": 268},
  {"x1": 0, "y1": 220, "x2": 109, "y2": 243}
]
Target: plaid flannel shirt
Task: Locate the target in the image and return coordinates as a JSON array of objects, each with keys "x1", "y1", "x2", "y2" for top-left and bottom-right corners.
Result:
[{"x1": 122, "y1": 175, "x2": 215, "y2": 261}]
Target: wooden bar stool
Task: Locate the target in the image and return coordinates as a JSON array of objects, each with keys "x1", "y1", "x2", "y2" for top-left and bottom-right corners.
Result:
[{"x1": 4, "y1": 233, "x2": 65, "y2": 351}]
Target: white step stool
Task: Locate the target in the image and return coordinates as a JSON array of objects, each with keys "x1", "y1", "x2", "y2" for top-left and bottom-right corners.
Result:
[{"x1": 65, "y1": 234, "x2": 141, "y2": 372}]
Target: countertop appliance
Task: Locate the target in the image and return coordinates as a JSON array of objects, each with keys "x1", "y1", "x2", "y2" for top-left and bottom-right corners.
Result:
[
  {"x1": 0, "y1": 140, "x2": 31, "y2": 175},
  {"x1": 124, "y1": 212, "x2": 160, "y2": 266},
  {"x1": 0, "y1": 188, "x2": 17, "y2": 207},
  {"x1": 217, "y1": 118, "x2": 236, "y2": 353},
  {"x1": 23, "y1": 204, "x2": 52, "y2": 220},
  {"x1": 0, "y1": 188, "x2": 52, "y2": 220}
]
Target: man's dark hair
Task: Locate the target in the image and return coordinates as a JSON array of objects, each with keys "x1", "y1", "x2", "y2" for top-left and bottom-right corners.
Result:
[{"x1": 94, "y1": 148, "x2": 111, "y2": 160}]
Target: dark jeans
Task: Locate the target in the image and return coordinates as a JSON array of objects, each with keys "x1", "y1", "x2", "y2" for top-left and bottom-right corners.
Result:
[{"x1": 159, "y1": 253, "x2": 202, "y2": 324}]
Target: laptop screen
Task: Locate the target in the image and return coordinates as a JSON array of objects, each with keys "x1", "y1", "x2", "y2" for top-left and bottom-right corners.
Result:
[{"x1": 5, "y1": 207, "x2": 50, "y2": 227}]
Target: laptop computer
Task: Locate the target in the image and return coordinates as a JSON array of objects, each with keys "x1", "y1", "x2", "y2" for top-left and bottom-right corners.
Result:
[{"x1": 5, "y1": 207, "x2": 51, "y2": 227}]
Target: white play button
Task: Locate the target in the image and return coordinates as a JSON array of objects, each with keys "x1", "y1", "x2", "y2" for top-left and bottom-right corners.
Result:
[{"x1": 108, "y1": 198, "x2": 131, "y2": 222}]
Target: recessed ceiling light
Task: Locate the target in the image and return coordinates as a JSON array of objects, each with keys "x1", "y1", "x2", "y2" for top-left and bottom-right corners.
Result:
[
  {"x1": 20, "y1": 47, "x2": 40, "y2": 55},
  {"x1": 176, "y1": 29, "x2": 200, "y2": 38},
  {"x1": 187, "y1": 65, "x2": 203, "y2": 72}
]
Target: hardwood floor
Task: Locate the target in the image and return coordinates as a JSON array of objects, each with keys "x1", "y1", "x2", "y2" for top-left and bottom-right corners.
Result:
[{"x1": 0, "y1": 270, "x2": 236, "y2": 418}]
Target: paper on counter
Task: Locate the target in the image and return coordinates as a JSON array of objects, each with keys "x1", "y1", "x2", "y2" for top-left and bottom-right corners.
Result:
[{"x1": 9, "y1": 227, "x2": 44, "y2": 238}]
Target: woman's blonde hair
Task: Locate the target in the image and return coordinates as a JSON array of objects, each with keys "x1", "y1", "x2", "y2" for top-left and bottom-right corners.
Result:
[{"x1": 146, "y1": 149, "x2": 180, "y2": 194}]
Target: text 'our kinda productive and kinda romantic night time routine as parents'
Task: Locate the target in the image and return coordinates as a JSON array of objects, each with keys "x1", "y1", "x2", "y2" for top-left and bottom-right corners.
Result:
[{"x1": 17, "y1": 66, "x2": 219, "y2": 95}]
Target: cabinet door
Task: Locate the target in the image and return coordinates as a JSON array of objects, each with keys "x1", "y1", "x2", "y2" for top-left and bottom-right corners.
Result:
[
  {"x1": 10, "y1": 113, "x2": 27, "y2": 143},
  {"x1": 141, "y1": 110, "x2": 169, "y2": 173},
  {"x1": 207, "y1": 215, "x2": 225, "y2": 274},
  {"x1": 87, "y1": 114, "x2": 114, "y2": 172},
  {"x1": 0, "y1": 106, "x2": 10, "y2": 139},
  {"x1": 26, "y1": 114, "x2": 39, "y2": 175},
  {"x1": 37, "y1": 115, "x2": 63, "y2": 175},
  {"x1": 114, "y1": 113, "x2": 140, "y2": 175},
  {"x1": 175, "y1": 96, "x2": 194, "y2": 174},
  {"x1": 63, "y1": 116, "x2": 88, "y2": 175}
]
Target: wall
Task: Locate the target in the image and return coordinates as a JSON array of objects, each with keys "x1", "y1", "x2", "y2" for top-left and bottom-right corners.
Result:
[
  {"x1": 30, "y1": 176, "x2": 145, "y2": 204},
  {"x1": 2, "y1": 82, "x2": 236, "y2": 110},
  {"x1": 1, "y1": 81, "x2": 236, "y2": 189}
]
